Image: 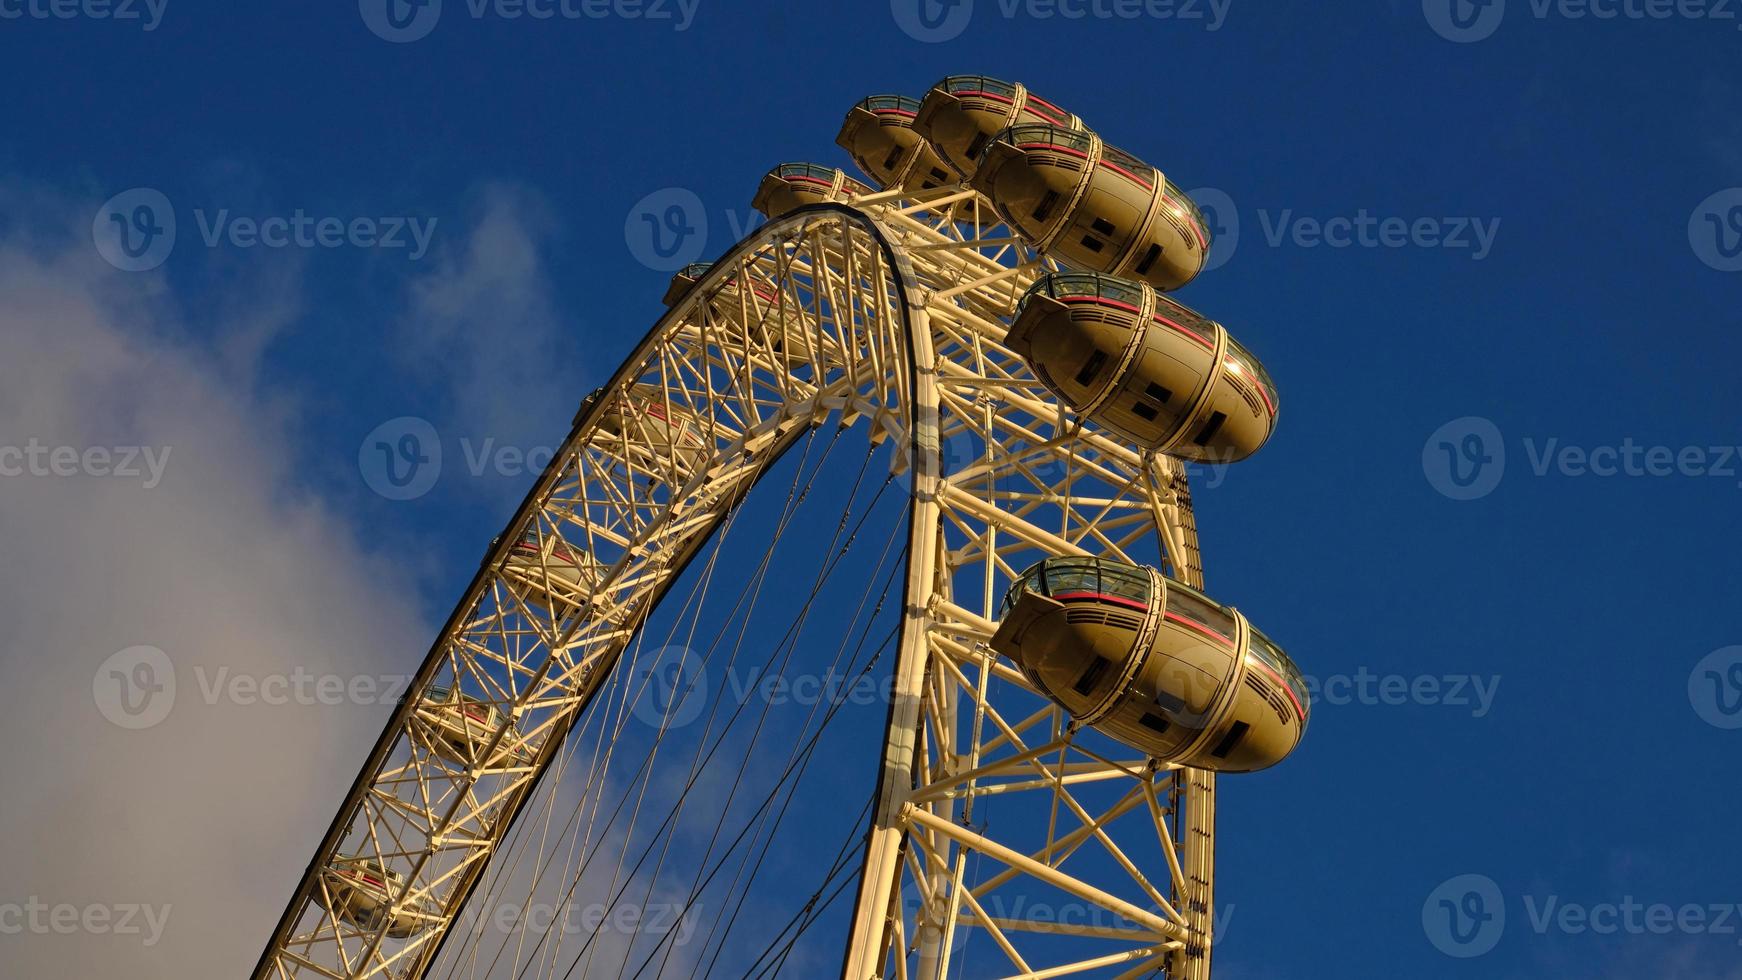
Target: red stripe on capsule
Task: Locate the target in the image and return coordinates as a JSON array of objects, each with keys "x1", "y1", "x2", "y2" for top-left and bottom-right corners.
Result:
[
  {"x1": 953, "y1": 90, "x2": 1016, "y2": 107},
  {"x1": 1098, "y1": 160, "x2": 1155, "y2": 193},
  {"x1": 1163, "y1": 611, "x2": 1237, "y2": 648},
  {"x1": 1016, "y1": 141, "x2": 1090, "y2": 162},
  {"x1": 1153, "y1": 313, "x2": 1214, "y2": 350},
  {"x1": 1060, "y1": 295, "x2": 1141, "y2": 315},
  {"x1": 1051, "y1": 590, "x2": 1150, "y2": 613}
]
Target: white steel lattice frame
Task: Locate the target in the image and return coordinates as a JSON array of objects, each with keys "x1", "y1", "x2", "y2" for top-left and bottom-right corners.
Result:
[{"x1": 255, "y1": 184, "x2": 1220, "y2": 980}]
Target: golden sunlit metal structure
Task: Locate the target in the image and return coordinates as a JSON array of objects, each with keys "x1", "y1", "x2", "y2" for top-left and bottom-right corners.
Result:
[{"x1": 256, "y1": 76, "x2": 1286, "y2": 980}]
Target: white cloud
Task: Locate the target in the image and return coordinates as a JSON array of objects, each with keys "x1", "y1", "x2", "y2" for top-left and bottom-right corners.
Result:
[
  {"x1": 0, "y1": 196, "x2": 428, "y2": 978},
  {"x1": 395, "y1": 183, "x2": 576, "y2": 472}
]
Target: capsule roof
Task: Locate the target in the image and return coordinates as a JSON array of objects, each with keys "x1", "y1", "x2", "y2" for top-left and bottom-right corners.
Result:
[
  {"x1": 838, "y1": 94, "x2": 958, "y2": 195},
  {"x1": 856, "y1": 94, "x2": 922, "y2": 115},
  {"x1": 935, "y1": 76, "x2": 1075, "y2": 127},
  {"x1": 751, "y1": 164, "x2": 874, "y2": 220},
  {"x1": 999, "y1": 555, "x2": 1151, "y2": 619},
  {"x1": 989, "y1": 123, "x2": 1211, "y2": 255},
  {"x1": 915, "y1": 76, "x2": 1083, "y2": 178}
]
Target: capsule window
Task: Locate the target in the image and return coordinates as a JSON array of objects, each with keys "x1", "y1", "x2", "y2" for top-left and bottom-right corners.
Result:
[
  {"x1": 1138, "y1": 711, "x2": 1172, "y2": 735},
  {"x1": 1164, "y1": 582, "x2": 1237, "y2": 645},
  {"x1": 1132, "y1": 402, "x2": 1159, "y2": 422},
  {"x1": 1191, "y1": 411, "x2": 1227, "y2": 447},
  {"x1": 1091, "y1": 217, "x2": 1116, "y2": 236},
  {"x1": 1031, "y1": 190, "x2": 1060, "y2": 222},
  {"x1": 1153, "y1": 687, "x2": 1187, "y2": 716},
  {"x1": 966, "y1": 132, "x2": 989, "y2": 161},
  {"x1": 1072, "y1": 656, "x2": 1111, "y2": 696},
  {"x1": 1145, "y1": 382, "x2": 1173, "y2": 404},
  {"x1": 1079, "y1": 235, "x2": 1106, "y2": 253},
  {"x1": 882, "y1": 147, "x2": 903, "y2": 171},
  {"x1": 1133, "y1": 243, "x2": 1162, "y2": 276},
  {"x1": 1209, "y1": 721, "x2": 1251, "y2": 759},
  {"x1": 1074, "y1": 350, "x2": 1108, "y2": 386}
]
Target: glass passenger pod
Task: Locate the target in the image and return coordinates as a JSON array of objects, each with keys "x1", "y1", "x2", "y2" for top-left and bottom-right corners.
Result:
[
  {"x1": 503, "y1": 527, "x2": 595, "y2": 619},
  {"x1": 661, "y1": 261, "x2": 782, "y2": 338},
  {"x1": 660, "y1": 262, "x2": 714, "y2": 307},
  {"x1": 991, "y1": 555, "x2": 1159, "y2": 723},
  {"x1": 413, "y1": 684, "x2": 535, "y2": 767},
  {"x1": 970, "y1": 124, "x2": 1210, "y2": 292},
  {"x1": 596, "y1": 382, "x2": 711, "y2": 483},
  {"x1": 661, "y1": 262, "x2": 804, "y2": 369},
  {"x1": 990, "y1": 555, "x2": 1306, "y2": 772},
  {"x1": 751, "y1": 163, "x2": 873, "y2": 220},
  {"x1": 912, "y1": 75, "x2": 1084, "y2": 179},
  {"x1": 836, "y1": 95, "x2": 958, "y2": 194},
  {"x1": 1007, "y1": 272, "x2": 1278, "y2": 463},
  {"x1": 315, "y1": 855, "x2": 437, "y2": 939}
]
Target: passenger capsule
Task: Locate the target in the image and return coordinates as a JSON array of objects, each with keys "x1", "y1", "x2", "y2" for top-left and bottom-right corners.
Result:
[
  {"x1": 912, "y1": 75, "x2": 1084, "y2": 179},
  {"x1": 413, "y1": 684, "x2": 534, "y2": 767},
  {"x1": 661, "y1": 262, "x2": 716, "y2": 307},
  {"x1": 592, "y1": 383, "x2": 711, "y2": 484},
  {"x1": 972, "y1": 125, "x2": 1212, "y2": 291},
  {"x1": 315, "y1": 856, "x2": 437, "y2": 938},
  {"x1": 751, "y1": 164, "x2": 873, "y2": 220},
  {"x1": 990, "y1": 556, "x2": 1308, "y2": 773},
  {"x1": 836, "y1": 95, "x2": 957, "y2": 194},
  {"x1": 1007, "y1": 273, "x2": 1277, "y2": 463},
  {"x1": 502, "y1": 527, "x2": 597, "y2": 621},
  {"x1": 666, "y1": 264, "x2": 813, "y2": 367}
]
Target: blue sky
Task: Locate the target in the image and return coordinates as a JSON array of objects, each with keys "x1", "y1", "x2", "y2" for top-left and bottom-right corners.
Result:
[{"x1": 2, "y1": 1, "x2": 1741, "y2": 978}]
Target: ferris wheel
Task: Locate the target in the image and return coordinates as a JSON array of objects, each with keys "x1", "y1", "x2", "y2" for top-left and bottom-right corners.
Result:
[{"x1": 253, "y1": 75, "x2": 1306, "y2": 980}]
